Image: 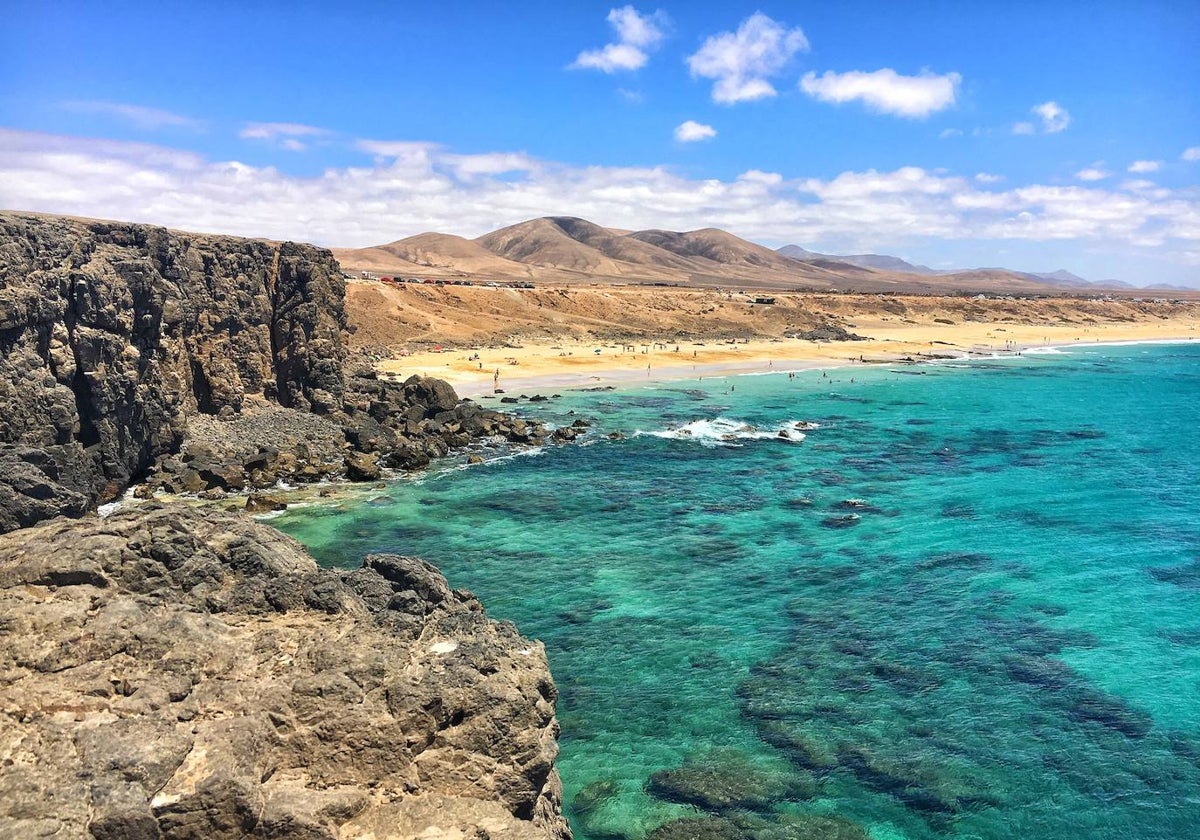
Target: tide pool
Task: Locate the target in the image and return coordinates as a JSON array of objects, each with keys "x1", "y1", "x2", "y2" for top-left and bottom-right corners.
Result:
[{"x1": 274, "y1": 342, "x2": 1200, "y2": 839}]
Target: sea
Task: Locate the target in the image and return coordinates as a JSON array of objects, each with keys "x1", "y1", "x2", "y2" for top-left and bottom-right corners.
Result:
[{"x1": 272, "y1": 341, "x2": 1200, "y2": 840}]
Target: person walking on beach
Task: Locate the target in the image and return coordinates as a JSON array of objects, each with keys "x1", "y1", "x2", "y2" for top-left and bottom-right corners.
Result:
[{"x1": 493, "y1": 368, "x2": 500, "y2": 392}]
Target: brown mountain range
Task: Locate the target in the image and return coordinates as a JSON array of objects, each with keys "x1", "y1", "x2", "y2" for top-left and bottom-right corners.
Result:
[{"x1": 332, "y1": 216, "x2": 1075, "y2": 293}]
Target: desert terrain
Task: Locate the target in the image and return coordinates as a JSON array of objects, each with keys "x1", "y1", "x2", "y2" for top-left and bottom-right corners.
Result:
[{"x1": 345, "y1": 280, "x2": 1200, "y2": 396}]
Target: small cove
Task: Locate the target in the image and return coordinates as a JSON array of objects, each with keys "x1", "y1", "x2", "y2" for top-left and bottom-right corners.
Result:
[{"x1": 274, "y1": 342, "x2": 1200, "y2": 839}]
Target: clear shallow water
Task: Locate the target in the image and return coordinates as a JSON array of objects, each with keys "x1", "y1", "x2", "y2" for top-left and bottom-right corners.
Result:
[{"x1": 274, "y1": 343, "x2": 1200, "y2": 839}]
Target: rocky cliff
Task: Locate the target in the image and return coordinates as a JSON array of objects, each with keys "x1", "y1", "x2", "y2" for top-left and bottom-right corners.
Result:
[
  {"x1": 0, "y1": 505, "x2": 570, "y2": 839},
  {"x1": 0, "y1": 211, "x2": 571, "y2": 835},
  {"x1": 0, "y1": 211, "x2": 546, "y2": 531}
]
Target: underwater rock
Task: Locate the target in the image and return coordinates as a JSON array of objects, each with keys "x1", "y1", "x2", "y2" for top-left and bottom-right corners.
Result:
[
  {"x1": 647, "y1": 816, "x2": 748, "y2": 840},
  {"x1": 754, "y1": 723, "x2": 838, "y2": 773},
  {"x1": 645, "y1": 751, "x2": 810, "y2": 813},
  {"x1": 1148, "y1": 558, "x2": 1200, "y2": 590},
  {"x1": 835, "y1": 746, "x2": 972, "y2": 815},
  {"x1": 819, "y1": 514, "x2": 861, "y2": 529},
  {"x1": 1003, "y1": 654, "x2": 1080, "y2": 691},
  {"x1": 1061, "y1": 687, "x2": 1153, "y2": 738},
  {"x1": 764, "y1": 813, "x2": 872, "y2": 840}
]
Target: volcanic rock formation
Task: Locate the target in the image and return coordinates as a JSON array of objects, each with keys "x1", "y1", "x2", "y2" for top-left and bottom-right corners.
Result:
[
  {"x1": 0, "y1": 211, "x2": 544, "y2": 531},
  {"x1": 0, "y1": 505, "x2": 570, "y2": 839}
]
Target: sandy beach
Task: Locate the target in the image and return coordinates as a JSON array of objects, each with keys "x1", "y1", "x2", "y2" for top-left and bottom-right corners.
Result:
[{"x1": 377, "y1": 315, "x2": 1200, "y2": 397}]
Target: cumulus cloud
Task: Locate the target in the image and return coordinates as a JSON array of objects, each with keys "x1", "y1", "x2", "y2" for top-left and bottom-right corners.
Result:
[
  {"x1": 1128, "y1": 160, "x2": 1160, "y2": 174},
  {"x1": 1033, "y1": 101, "x2": 1070, "y2": 133},
  {"x1": 1012, "y1": 122, "x2": 1036, "y2": 136},
  {"x1": 1076, "y1": 167, "x2": 1110, "y2": 182},
  {"x1": 799, "y1": 69, "x2": 960, "y2": 118},
  {"x1": 60, "y1": 100, "x2": 205, "y2": 130},
  {"x1": 687, "y1": 13, "x2": 808, "y2": 104},
  {"x1": 674, "y1": 120, "x2": 716, "y2": 142},
  {"x1": 975, "y1": 173, "x2": 1003, "y2": 184},
  {"x1": 1183, "y1": 146, "x2": 1200, "y2": 162},
  {"x1": 570, "y1": 6, "x2": 668, "y2": 73},
  {"x1": 0, "y1": 128, "x2": 1195, "y2": 270}
]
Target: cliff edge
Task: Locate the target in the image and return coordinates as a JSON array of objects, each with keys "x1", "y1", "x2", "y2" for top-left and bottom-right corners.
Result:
[
  {"x1": 0, "y1": 211, "x2": 545, "y2": 532},
  {"x1": 0, "y1": 504, "x2": 570, "y2": 839}
]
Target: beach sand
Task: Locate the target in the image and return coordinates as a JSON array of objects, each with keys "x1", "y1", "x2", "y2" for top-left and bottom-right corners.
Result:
[{"x1": 378, "y1": 315, "x2": 1200, "y2": 397}]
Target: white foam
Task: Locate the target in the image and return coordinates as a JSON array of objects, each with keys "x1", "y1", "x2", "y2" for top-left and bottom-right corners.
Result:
[{"x1": 638, "y1": 417, "x2": 810, "y2": 446}]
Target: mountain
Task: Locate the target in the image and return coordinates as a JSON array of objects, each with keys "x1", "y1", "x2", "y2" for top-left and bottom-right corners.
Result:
[
  {"x1": 339, "y1": 231, "x2": 536, "y2": 279},
  {"x1": 334, "y1": 217, "x2": 1109, "y2": 294},
  {"x1": 778, "y1": 245, "x2": 937, "y2": 275},
  {"x1": 1030, "y1": 269, "x2": 1091, "y2": 287},
  {"x1": 776, "y1": 244, "x2": 823, "y2": 261}
]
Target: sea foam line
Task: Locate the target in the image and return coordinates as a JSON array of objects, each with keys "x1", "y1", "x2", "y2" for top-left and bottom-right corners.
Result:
[{"x1": 636, "y1": 417, "x2": 813, "y2": 446}]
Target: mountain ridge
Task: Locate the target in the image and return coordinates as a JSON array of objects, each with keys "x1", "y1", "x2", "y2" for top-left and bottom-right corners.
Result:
[{"x1": 331, "y1": 216, "x2": 1167, "y2": 293}]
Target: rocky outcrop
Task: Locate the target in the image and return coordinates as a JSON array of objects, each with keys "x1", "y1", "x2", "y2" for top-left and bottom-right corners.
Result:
[
  {"x1": 0, "y1": 504, "x2": 571, "y2": 839},
  {"x1": 0, "y1": 212, "x2": 344, "y2": 525},
  {"x1": 0, "y1": 212, "x2": 550, "y2": 530}
]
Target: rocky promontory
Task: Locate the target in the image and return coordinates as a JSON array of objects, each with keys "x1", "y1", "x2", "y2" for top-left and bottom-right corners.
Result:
[
  {"x1": 0, "y1": 212, "x2": 572, "y2": 835},
  {"x1": 0, "y1": 505, "x2": 570, "y2": 839},
  {"x1": 0, "y1": 211, "x2": 549, "y2": 531}
]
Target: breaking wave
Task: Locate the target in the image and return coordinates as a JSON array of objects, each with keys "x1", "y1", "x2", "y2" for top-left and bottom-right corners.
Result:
[{"x1": 637, "y1": 417, "x2": 813, "y2": 446}]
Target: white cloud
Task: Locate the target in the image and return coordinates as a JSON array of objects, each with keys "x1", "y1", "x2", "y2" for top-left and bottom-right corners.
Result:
[
  {"x1": 1033, "y1": 101, "x2": 1070, "y2": 133},
  {"x1": 674, "y1": 120, "x2": 716, "y2": 142},
  {"x1": 939, "y1": 128, "x2": 963, "y2": 139},
  {"x1": 240, "y1": 122, "x2": 329, "y2": 140},
  {"x1": 1012, "y1": 122, "x2": 1036, "y2": 136},
  {"x1": 570, "y1": 6, "x2": 668, "y2": 73},
  {"x1": 975, "y1": 173, "x2": 1003, "y2": 184},
  {"x1": 60, "y1": 100, "x2": 205, "y2": 130},
  {"x1": 687, "y1": 13, "x2": 808, "y2": 104},
  {"x1": 1128, "y1": 160, "x2": 1161, "y2": 174},
  {"x1": 1076, "y1": 167, "x2": 1110, "y2": 182},
  {"x1": 799, "y1": 69, "x2": 960, "y2": 118},
  {"x1": 240, "y1": 122, "x2": 331, "y2": 152},
  {"x1": 0, "y1": 128, "x2": 1195, "y2": 276},
  {"x1": 1183, "y1": 146, "x2": 1200, "y2": 162}
]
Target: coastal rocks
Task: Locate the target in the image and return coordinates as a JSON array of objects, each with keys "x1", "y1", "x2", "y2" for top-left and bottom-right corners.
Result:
[
  {"x1": 343, "y1": 450, "x2": 382, "y2": 481},
  {"x1": 784, "y1": 324, "x2": 868, "y2": 342},
  {"x1": 0, "y1": 504, "x2": 570, "y2": 839},
  {"x1": 0, "y1": 212, "x2": 345, "y2": 531},
  {"x1": 0, "y1": 212, "x2": 562, "y2": 530}
]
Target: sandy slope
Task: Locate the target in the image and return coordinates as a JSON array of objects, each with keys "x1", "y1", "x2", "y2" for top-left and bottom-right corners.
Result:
[{"x1": 345, "y1": 281, "x2": 1200, "y2": 396}]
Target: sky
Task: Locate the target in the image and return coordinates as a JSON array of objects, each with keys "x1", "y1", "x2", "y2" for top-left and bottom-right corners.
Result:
[{"x1": 1, "y1": 1, "x2": 1198, "y2": 286}]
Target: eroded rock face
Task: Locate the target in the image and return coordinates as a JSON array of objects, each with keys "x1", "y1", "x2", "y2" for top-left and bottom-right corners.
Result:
[
  {"x1": 0, "y1": 212, "x2": 346, "y2": 526},
  {"x1": 0, "y1": 505, "x2": 571, "y2": 840},
  {"x1": 0, "y1": 212, "x2": 554, "y2": 531}
]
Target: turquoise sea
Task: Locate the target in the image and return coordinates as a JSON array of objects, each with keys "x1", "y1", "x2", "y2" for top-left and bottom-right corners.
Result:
[{"x1": 274, "y1": 342, "x2": 1200, "y2": 839}]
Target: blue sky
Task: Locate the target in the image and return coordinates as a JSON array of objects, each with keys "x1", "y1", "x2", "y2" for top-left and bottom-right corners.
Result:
[{"x1": 1, "y1": 1, "x2": 1198, "y2": 285}]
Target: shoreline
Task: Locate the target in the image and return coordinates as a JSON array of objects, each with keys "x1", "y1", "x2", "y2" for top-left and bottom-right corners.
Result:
[{"x1": 378, "y1": 319, "x2": 1200, "y2": 397}]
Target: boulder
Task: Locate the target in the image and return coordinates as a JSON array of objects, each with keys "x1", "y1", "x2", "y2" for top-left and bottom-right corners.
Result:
[
  {"x1": 344, "y1": 451, "x2": 382, "y2": 482},
  {"x1": 0, "y1": 504, "x2": 569, "y2": 839}
]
